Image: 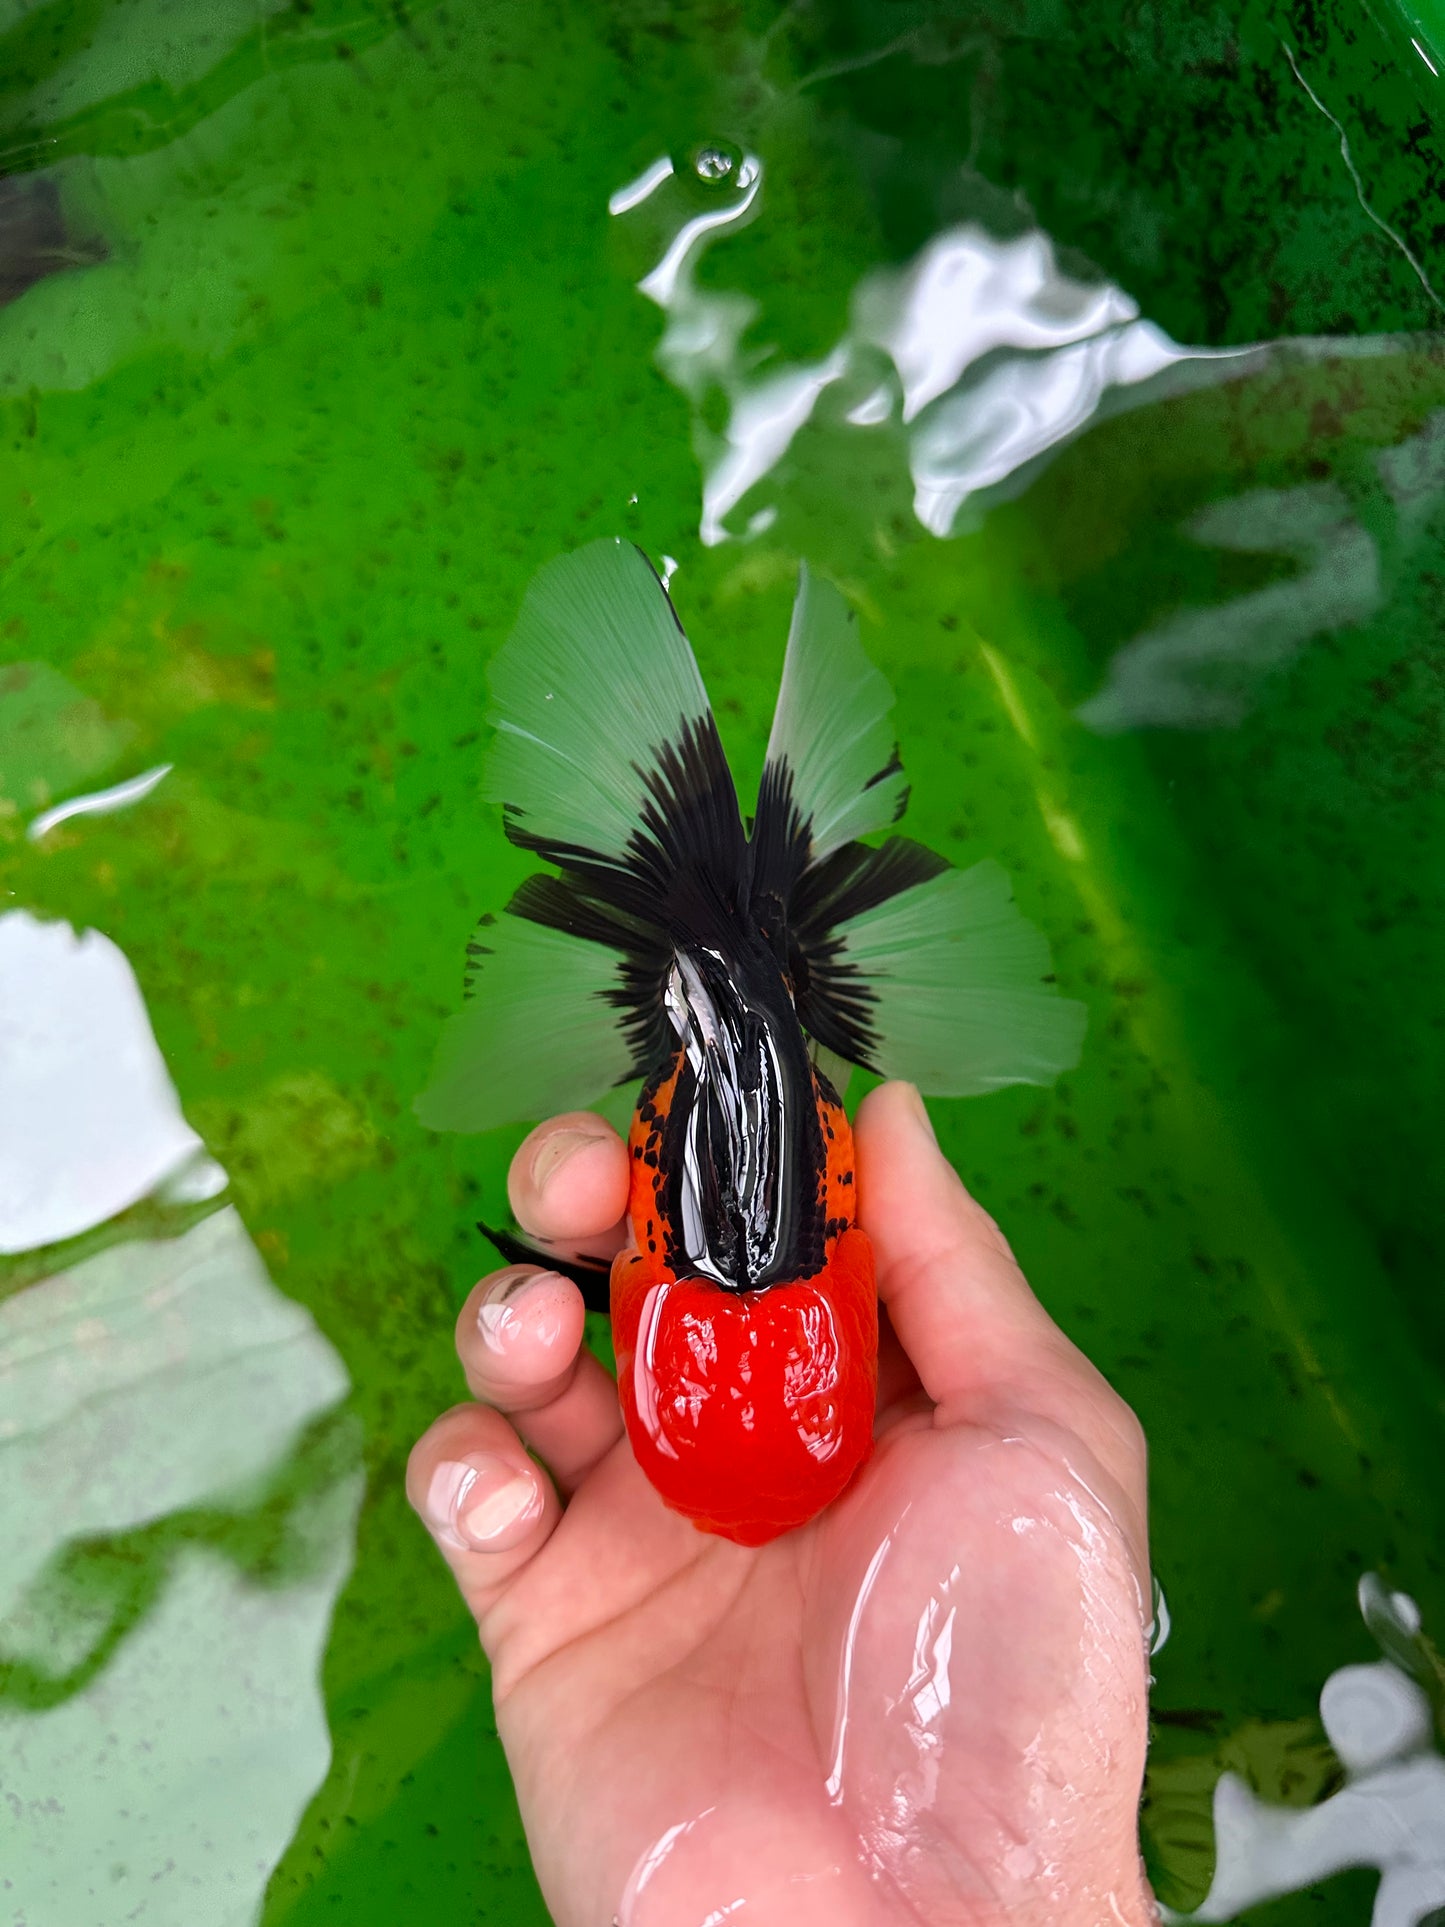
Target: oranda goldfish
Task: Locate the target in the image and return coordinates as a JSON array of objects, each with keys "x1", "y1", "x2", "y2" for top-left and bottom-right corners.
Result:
[{"x1": 417, "y1": 540, "x2": 1082, "y2": 1545}]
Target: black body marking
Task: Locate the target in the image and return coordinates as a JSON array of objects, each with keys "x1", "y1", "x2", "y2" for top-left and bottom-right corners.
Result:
[
  {"x1": 472, "y1": 550, "x2": 953, "y2": 1291},
  {"x1": 657, "y1": 940, "x2": 827, "y2": 1292}
]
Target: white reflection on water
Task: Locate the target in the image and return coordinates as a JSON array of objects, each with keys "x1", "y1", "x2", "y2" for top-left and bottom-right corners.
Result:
[
  {"x1": 859, "y1": 228, "x2": 1139, "y2": 423},
  {"x1": 1082, "y1": 408, "x2": 1445, "y2": 732},
  {"x1": 638, "y1": 154, "x2": 761, "y2": 310},
  {"x1": 0, "y1": 908, "x2": 359, "y2": 1927},
  {"x1": 608, "y1": 154, "x2": 676, "y2": 217},
  {"x1": 27, "y1": 760, "x2": 172, "y2": 840},
  {"x1": 611, "y1": 148, "x2": 778, "y2": 544},
  {"x1": 613, "y1": 164, "x2": 1444, "y2": 735},
  {"x1": 904, "y1": 312, "x2": 1193, "y2": 537},
  {"x1": 1168, "y1": 1577, "x2": 1445, "y2": 1927},
  {"x1": 1080, "y1": 482, "x2": 1382, "y2": 734},
  {"x1": 0, "y1": 913, "x2": 209, "y2": 1254},
  {"x1": 612, "y1": 163, "x2": 1252, "y2": 546},
  {"x1": 701, "y1": 347, "x2": 849, "y2": 546}
]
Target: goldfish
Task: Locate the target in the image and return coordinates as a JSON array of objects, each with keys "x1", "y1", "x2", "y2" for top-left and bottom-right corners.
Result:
[{"x1": 417, "y1": 539, "x2": 1083, "y2": 1545}]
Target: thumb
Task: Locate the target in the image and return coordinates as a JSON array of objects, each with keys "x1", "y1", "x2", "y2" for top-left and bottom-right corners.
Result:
[
  {"x1": 852, "y1": 1080, "x2": 1076, "y2": 1410},
  {"x1": 854, "y1": 1083, "x2": 1150, "y2": 1548}
]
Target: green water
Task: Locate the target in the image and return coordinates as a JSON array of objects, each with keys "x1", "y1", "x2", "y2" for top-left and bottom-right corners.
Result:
[{"x1": 3, "y1": 1, "x2": 1445, "y2": 1921}]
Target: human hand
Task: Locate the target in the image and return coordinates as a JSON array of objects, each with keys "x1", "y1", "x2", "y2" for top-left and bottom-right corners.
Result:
[{"x1": 407, "y1": 1082, "x2": 1155, "y2": 1927}]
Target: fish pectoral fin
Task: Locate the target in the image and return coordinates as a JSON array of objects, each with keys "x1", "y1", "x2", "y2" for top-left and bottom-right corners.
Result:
[{"x1": 477, "y1": 1216, "x2": 614, "y2": 1316}]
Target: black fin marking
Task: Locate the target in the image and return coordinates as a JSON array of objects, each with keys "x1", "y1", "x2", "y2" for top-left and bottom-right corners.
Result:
[
  {"x1": 461, "y1": 912, "x2": 498, "y2": 999},
  {"x1": 502, "y1": 709, "x2": 747, "y2": 935},
  {"x1": 748, "y1": 758, "x2": 812, "y2": 941},
  {"x1": 863, "y1": 746, "x2": 904, "y2": 792},
  {"x1": 497, "y1": 706, "x2": 750, "y2": 1065},
  {"x1": 787, "y1": 838, "x2": 952, "y2": 1067},
  {"x1": 794, "y1": 836, "x2": 950, "y2": 930},
  {"x1": 632, "y1": 712, "x2": 749, "y2": 909},
  {"x1": 506, "y1": 872, "x2": 649, "y2": 952},
  {"x1": 478, "y1": 1217, "x2": 612, "y2": 1316},
  {"x1": 503, "y1": 875, "x2": 672, "y2": 1077}
]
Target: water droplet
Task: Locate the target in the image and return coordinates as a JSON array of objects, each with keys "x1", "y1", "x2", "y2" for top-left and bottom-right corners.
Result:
[{"x1": 691, "y1": 140, "x2": 743, "y2": 188}]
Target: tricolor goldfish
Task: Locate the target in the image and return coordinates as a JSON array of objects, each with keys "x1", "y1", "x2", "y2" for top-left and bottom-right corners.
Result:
[{"x1": 417, "y1": 540, "x2": 1082, "y2": 1545}]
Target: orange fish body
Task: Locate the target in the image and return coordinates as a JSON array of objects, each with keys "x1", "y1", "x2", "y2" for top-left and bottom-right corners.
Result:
[{"x1": 612, "y1": 1053, "x2": 877, "y2": 1545}]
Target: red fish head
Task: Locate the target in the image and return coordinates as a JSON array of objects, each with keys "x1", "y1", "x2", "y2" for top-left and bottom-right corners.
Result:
[{"x1": 611, "y1": 1228, "x2": 878, "y2": 1548}]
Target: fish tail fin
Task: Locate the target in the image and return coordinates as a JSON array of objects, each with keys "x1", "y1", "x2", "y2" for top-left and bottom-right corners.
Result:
[
  {"x1": 416, "y1": 539, "x2": 745, "y2": 1133},
  {"x1": 752, "y1": 567, "x2": 1086, "y2": 1096}
]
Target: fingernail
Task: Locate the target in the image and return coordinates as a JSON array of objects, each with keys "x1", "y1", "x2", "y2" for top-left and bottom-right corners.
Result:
[
  {"x1": 459, "y1": 1465, "x2": 542, "y2": 1547},
  {"x1": 900, "y1": 1082, "x2": 937, "y2": 1143},
  {"x1": 477, "y1": 1268, "x2": 566, "y2": 1346},
  {"x1": 425, "y1": 1455, "x2": 542, "y2": 1551},
  {"x1": 531, "y1": 1126, "x2": 608, "y2": 1193}
]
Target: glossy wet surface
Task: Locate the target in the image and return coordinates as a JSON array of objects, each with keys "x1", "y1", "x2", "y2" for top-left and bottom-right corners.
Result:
[{"x1": 3, "y1": 2, "x2": 1445, "y2": 1921}]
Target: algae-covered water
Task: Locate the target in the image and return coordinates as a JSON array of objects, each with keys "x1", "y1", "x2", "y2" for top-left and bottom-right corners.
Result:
[{"x1": 4, "y1": 2, "x2": 1445, "y2": 1922}]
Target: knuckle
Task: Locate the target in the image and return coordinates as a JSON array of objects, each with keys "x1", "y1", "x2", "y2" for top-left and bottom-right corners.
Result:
[{"x1": 1098, "y1": 1381, "x2": 1148, "y2": 1466}]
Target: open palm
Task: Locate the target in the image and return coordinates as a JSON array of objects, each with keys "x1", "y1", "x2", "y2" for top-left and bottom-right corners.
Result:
[{"x1": 408, "y1": 1083, "x2": 1154, "y2": 1927}]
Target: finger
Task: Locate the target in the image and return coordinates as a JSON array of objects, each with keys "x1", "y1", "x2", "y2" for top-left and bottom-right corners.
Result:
[
  {"x1": 854, "y1": 1080, "x2": 1082, "y2": 1408},
  {"x1": 874, "y1": 1305, "x2": 923, "y2": 1422},
  {"x1": 406, "y1": 1402, "x2": 561, "y2": 1633},
  {"x1": 855, "y1": 1083, "x2": 1148, "y2": 1511},
  {"x1": 456, "y1": 1266, "x2": 624, "y2": 1491},
  {"x1": 507, "y1": 1112, "x2": 630, "y2": 1245}
]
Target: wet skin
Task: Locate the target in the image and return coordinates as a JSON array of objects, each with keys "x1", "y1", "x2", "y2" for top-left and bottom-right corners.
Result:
[{"x1": 406, "y1": 1081, "x2": 1155, "y2": 1927}]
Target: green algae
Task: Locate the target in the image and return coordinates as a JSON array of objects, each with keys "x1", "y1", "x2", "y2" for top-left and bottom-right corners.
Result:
[{"x1": 2, "y1": 1, "x2": 1445, "y2": 1921}]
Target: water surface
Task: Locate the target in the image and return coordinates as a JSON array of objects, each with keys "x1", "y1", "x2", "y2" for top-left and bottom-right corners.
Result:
[{"x1": 3, "y1": 2, "x2": 1445, "y2": 1921}]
